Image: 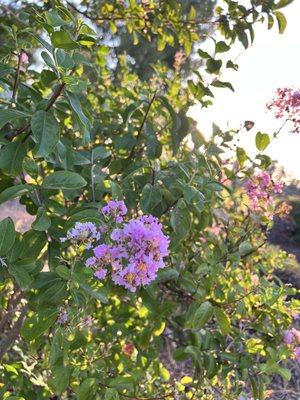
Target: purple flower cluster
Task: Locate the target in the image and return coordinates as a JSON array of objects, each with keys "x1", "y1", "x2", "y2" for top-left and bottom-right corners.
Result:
[
  {"x1": 85, "y1": 201, "x2": 169, "y2": 292},
  {"x1": 61, "y1": 222, "x2": 100, "y2": 249},
  {"x1": 267, "y1": 87, "x2": 300, "y2": 133},
  {"x1": 283, "y1": 328, "x2": 300, "y2": 361},
  {"x1": 57, "y1": 307, "x2": 68, "y2": 324},
  {"x1": 62, "y1": 200, "x2": 170, "y2": 292},
  {"x1": 110, "y1": 216, "x2": 169, "y2": 292},
  {"x1": 244, "y1": 171, "x2": 283, "y2": 214},
  {"x1": 102, "y1": 200, "x2": 127, "y2": 223}
]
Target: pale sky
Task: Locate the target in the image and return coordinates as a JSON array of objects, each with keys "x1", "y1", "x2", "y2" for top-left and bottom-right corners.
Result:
[{"x1": 189, "y1": 2, "x2": 300, "y2": 179}]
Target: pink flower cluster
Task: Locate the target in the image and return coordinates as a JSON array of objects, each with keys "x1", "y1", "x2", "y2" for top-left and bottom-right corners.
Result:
[
  {"x1": 267, "y1": 87, "x2": 300, "y2": 133},
  {"x1": 63, "y1": 200, "x2": 169, "y2": 292},
  {"x1": 283, "y1": 328, "x2": 300, "y2": 361},
  {"x1": 244, "y1": 171, "x2": 283, "y2": 213}
]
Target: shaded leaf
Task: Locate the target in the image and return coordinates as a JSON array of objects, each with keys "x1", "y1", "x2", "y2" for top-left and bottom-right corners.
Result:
[
  {"x1": 0, "y1": 217, "x2": 16, "y2": 256},
  {"x1": 31, "y1": 110, "x2": 59, "y2": 157},
  {"x1": 42, "y1": 171, "x2": 87, "y2": 190}
]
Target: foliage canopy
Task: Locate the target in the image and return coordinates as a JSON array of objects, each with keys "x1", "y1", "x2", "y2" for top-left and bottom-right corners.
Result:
[{"x1": 0, "y1": 0, "x2": 298, "y2": 399}]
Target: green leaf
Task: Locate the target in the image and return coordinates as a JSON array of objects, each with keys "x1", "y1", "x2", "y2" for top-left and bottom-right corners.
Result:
[
  {"x1": 191, "y1": 301, "x2": 213, "y2": 329},
  {"x1": 140, "y1": 184, "x2": 162, "y2": 213},
  {"x1": 155, "y1": 268, "x2": 179, "y2": 283},
  {"x1": 274, "y1": 11, "x2": 287, "y2": 33},
  {"x1": 170, "y1": 199, "x2": 191, "y2": 240},
  {"x1": 275, "y1": 0, "x2": 294, "y2": 9},
  {"x1": 122, "y1": 100, "x2": 147, "y2": 124},
  {"x1": 51, "y1": 30, "x2": 79, "y2": 50},
  {"x1": 183, "y1": 345, "x2": 202, "y2": 368},
  {"x1": 93, "y1": 146, "x2": 111, "y2": 161},
  {"x1": 19, "y1": 230, "x2": 47, "y2": 260},
  {"x1": 32, "y1": 207, "x2": 51, "y2": 231},
  {"x1": 45, "y1": 10, "x2": 69, "y2": 27},
  {"x1": 52, "y1": 364, "x2": 71, "y2": 394},
  {"x1": 238, "y1": 241, "x2": 253, "y2": 256},
  {"x1": 42, "y1": 171, "x2": 87, "y2": 190},
  {"x1": 56, "y1": 265, "x2": 70, "y2": 280},
  {"x1": 31, "y1": 110, "x2": 60, "y2": 157},
  {"x1": 23, "y1": 157, "x2": 39, "y2": 178},
  {"x1": 206, "y1": 58, "x2": 222, "y2": 74},
  {"x1": 21, "y1": 309, "x2": 59, "y2": 341},
  {"x1": 268, "y1": 14, "x2": 275, "y2": 30},
  {"x1": 0, "y1": 142, "x2": 27, "y2": 176},
  {"x1": 67, "y1": 92, "x2": 91, "y2": 143},
  {"x1": 256, "y1": 154, "x2": 272, "y2": 169},
  {"x1": 198, "y1": 49, "x2": 211, "y2": 59},
  {"x1": 183, "y1": 186, "x2": 205, "y2": 215},
  {"x1": 236, "y1": 147, "x2": 247, "y2": 167},
  {"x1": 255, "y1": 132, "x2": 270, "y2": 151},
  {"x1": 215, "y1": 41, "x2": 230, "y2": 53},
  {"x1": 0, "y1": 217, "x2": 16, "y2": 256},
  {"x1": 105, "y1": 388, "x2": 120, "y2": 400},
  {"x1": 260, "y1": 360, "x2": 291, "y2": 380},
  {"x1": 211, "y1": 80, "x2": 234, "y2": 92},
  {"x1": 77, "y1": 378, "x2": 97, "y2": 400},
  {"x1": 146, "y1": 131, "x2": 162, "y2": 159},
  {"x1": 0, "y1": 184, "x2": 33, "y2": 205},
  {"x1": 41, "y1": 51, "x2": 56, "y2": 70},
  {"x1": 8, "y1": 263, "x2": 33, "y2": 289},
  {"x1": 214, "y1": 307, "x2": 231, "y2": 335},
  {"x1": 79, "y1": 282, "x2": 108, "y2": 303},
  {"x1": 56, "y1": 49, "x2": 75, "y2": 69},
  {"x1": 0, "y1": 109, "x2": 30, "y2": 130},
  {"x1": 110, "y1": 181, "x2": 123, "y2": 200},
  {"x1": 30, "y1": 33, "x2": 53, "y2": 52},
  {"x1": 236, "y1": 28, "x2": 249, "y2": 48}
]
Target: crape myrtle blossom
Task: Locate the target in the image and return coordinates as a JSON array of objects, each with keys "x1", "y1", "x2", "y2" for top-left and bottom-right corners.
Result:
[
  {"x1": 283, "y1": 328, "x2": 300, "y2": 361},
  {"x1": 57, "y1": 307, "x2": 68, "y2": 325},
  {"x1": 109, "y1": 216, "x2": 169, "y2": 292},
  {"x1": 59, "y1": 200, "x2": 170, "y2": 292},
  {"x1": 102, "y1": 200, "x2": 127, "y2": 223},
  {"x1": 61, "y1": 222, "x2": 101, "y2": 249},
  {"x1": 244, "y1": 171, "x2": 284, "y2": 216},
  {"x1": 267, "y1": 87, "x2": 300, "y2": 133}
]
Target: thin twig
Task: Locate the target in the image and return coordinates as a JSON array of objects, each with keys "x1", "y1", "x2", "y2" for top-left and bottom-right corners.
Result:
[
  {"x1": 12, "y1": 50, "x2": 24, "y2": 102},
  {"x1": 128, "y1": 90, "x2": 158, "y2": 159},
  {"x1": 5, "y1": 74, "x2": 71, "y2": 141},
  {"x1": 66, "y1": 0, "x2": 220, "y2": 25}
]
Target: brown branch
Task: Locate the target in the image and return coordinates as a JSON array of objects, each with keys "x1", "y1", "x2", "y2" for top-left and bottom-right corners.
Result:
[
  {"x1": 5, "y1": 75, "x2": 70, "y2": 141},
  {"x1": 66, "y1": 1, "x2": 220, "y2": 25},
  {"x1": 0, "y1": 305, "x2": 27, "y2": 361},
  {"x1": 45, "y1": 81, "x2": 67, "y2": 112},
  {"x1": 0, "y1": 290, "x2": 23, "y2": 333},
  {"x1": 161, "y1": 198, "x2": 181, "y2": 216},
  {"x1": 12, "y1": 50, "x2": 25, "y2": 102},
  {"x1": 240, "y1": 240, "x2": 267, "y2": 259}
]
